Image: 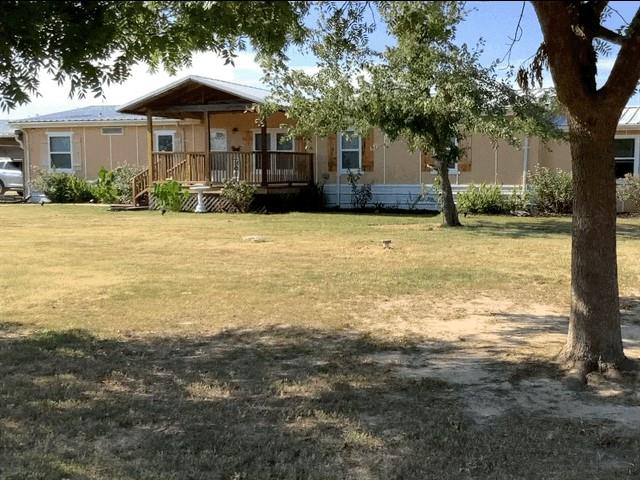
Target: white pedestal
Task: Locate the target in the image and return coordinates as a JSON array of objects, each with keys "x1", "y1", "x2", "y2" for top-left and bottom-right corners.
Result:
[{"x1": 190, "y1": 185, "x2": 209, "y2": 213}]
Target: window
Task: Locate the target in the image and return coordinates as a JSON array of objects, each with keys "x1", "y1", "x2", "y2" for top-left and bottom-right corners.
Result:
[
  {"x1": 614, "y1": 138, "x2": 636, "y2": 179},
  {"x1": 275, "y1": 133, "x2": 294, "y2": 170},
  {"x1": 276, "y1": 133, "x2": 293, "y2": 151},
  {"x1": 48, "y1": 133, "x2": 72, "y2": 170},
  {"x1": 155, "y1": 131, "x2": 175, "y2": 152},
  {"x1": 253, "y1": 132, "x2": 271, "y2": 151},
  {"x1": 101, "y1": 127, "x2": 123, "y2": 135},
  {"x1": 339, "y1": 131, "x2": 361, "y2": 172},
  {"x1": 210, "y1": 129, "x2": 227, "y2": 152},
  {"x1": 253, "y1": 133, "x2": 271, "y2": 169},
  {"x1": 253, "y1": 131, "x2": 296, "y2": 170}
]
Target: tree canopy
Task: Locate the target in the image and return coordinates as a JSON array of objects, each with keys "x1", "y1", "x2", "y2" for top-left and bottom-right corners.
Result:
[{"x1": 0, "y1": 0, "x2": 309, "y2": 111}]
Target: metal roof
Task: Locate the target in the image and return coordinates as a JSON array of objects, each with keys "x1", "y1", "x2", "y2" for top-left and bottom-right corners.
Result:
[
  {"x1": 619, "y1": 106, "x2": 640, "y2": 127},
  {"x1": 0, "y1": 120, "x2": 15, "y2": 137},
  {"x1": 12, "y1": 105, "x2": 147, "y2": 124},
  {"x1": 117, "y1": 75, "x2": 269, "y2": 115}
]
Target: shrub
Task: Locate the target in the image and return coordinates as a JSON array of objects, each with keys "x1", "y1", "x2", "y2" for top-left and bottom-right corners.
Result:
[
  {"x1": 153, "y1": 180, "x2": 188, "y2": 212},
  {"x1": 93, "y1": 165, "x2": 142, "y2": 204},
  {"x1": 31, "y1": 171, "x2": 94, "y2": 203},
  {"x1": 346, "y1": 169, "x2": 372, "y2": 209},
  {"x1": 221, "y1": 179, "x2": 257, "y2": 212},
  {"x1": 503, "y1": 188, "x2": 530, "y2": 212},
  {"x1": 527, "y1": 166, "x2": 573, "y2": 214},
  {"x1": 93, "y1": 168, "x2": 118, "y2": 203},
  {"x1": 112, "y1": 164, "x2": 142, "y2": 203},
  {"x1": 456, "y1": 183, "x2": 506, "y2": 214},
  {"x1": 617, "y1": 174, "x2": 640, "y2": 212}
]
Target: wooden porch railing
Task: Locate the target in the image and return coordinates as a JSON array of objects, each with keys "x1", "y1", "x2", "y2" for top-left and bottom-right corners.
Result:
[
  {"x1": 131, "y1": 150, "x2": 315, "y2": 204},
  {"x1": 131, "y1": 168, "x2": 149, "y2": 202},
  {"x1": 152, "y1": 152, "x2": 209, "y2": 183},
  {"x1": 210, "y1": 151, "x2": 314, "y2": 185}
]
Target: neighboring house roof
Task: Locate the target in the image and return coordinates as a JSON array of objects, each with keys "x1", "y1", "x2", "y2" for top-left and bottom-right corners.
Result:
[
  {"x1": 118, "y1": 76, "x2": 270, "y2": 118},
  {"x1": 0, "y1": 120, "x2": 16, "y2": 138}
]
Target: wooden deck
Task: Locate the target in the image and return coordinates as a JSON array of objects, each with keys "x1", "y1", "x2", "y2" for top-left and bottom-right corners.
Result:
[{"x1": 131, "y1": 151, "x2": 314, "y2": 204}]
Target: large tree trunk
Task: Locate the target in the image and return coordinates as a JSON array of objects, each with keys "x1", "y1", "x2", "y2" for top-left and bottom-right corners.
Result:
[
  {"x1": 562, "y1": 116, "x2": 625, "y2": 370},
  {"x1": 438, "y1": 163, "x2": 461, "y2": 227}
]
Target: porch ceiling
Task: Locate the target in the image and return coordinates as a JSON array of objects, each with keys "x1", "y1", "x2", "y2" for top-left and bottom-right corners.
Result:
[{"x1": 117, "y1": 75, "x2": 271, "y2": 120}]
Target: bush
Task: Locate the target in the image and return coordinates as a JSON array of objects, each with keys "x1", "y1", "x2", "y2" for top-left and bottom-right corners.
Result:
[
  {"x1": 153, "y1": 180, "x2": 188, "y2": 212},
  {"x1": 503, "y1": 188, "x2": 530, "y2": 212},
  {"x1": 346, "y1": 169, "x2": 372, "y2": 209},
  {"x1": 617, "y1": 174, "x2": 640, "y2": 212},
  {"x1": 93, "y1": 165, "x2": 142, "y2": 204},
  {"x1": 457, "y1": 183, "x2": 506, "y2": 215},
  {"x1": 221, "y1": 179, "x2": 257, "y2": 212},
  {"x1": 31, "y1": 171, "x2": 94, "y2": 203},
  {"x1": 527, "y1": 166, "x2": 573, "y2": 214},
  {"x1": 93, "y1": 168, "x2": 118, "y2": 204},
  {"x1": 112, "y1": 165, "x2": 142, "y2": 204}
]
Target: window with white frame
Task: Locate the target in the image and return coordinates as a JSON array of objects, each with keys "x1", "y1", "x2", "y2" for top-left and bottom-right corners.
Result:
[
  {"x1": 614, "y1": 138, "x2": 636, "y2": 179},
  {"x1": 48, "y1": 133, "x2": 72, "y2": 170},
  {"x1": 155, "y1": 130, "x2": 175, "y2": 152},
  {"x1": 339, "y1": 131, "x2": 361, "y2": 172}
]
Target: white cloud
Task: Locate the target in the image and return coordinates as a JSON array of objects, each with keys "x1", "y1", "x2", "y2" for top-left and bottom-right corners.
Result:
[{"x1": 5, "y1": 51, "x2": 265, "y2": 120}]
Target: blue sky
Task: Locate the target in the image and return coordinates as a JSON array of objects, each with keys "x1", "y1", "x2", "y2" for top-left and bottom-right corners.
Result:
[{"x1": 5, "y1": 1, "x2": 639, "y2": 119}]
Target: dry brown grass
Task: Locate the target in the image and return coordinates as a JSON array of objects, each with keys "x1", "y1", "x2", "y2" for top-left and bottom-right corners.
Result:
[{"x1": 1, "y1": 204, "x2": 640, "y2": 479}]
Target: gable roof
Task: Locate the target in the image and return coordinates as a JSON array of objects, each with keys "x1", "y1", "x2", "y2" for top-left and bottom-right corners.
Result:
[{"x1": 118, "y1": 75, "x2": 270, "y2": 118}]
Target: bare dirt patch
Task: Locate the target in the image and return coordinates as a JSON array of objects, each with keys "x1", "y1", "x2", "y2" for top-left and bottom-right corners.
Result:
[{"x1": 363, "y1": 295, "x2": 640, "y2": 430}]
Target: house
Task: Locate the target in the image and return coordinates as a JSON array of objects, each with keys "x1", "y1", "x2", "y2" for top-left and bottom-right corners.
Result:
[{"x1": 10, "y1": 75, "x2": 640, "y2": 209}]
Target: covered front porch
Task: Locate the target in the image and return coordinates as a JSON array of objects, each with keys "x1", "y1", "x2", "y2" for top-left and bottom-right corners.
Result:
[{"x1": 118, "y1": 76, "x2": 314, "y2": 203}]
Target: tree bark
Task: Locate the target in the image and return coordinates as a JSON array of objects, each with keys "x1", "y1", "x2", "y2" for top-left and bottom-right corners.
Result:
[
  {"x1": 438, "y1": 162, "x2": 461, "y2": 227},
  {"x1": 530, "y1": 1, "x2": 640, "y2": 373},
  {"x1": 562, "y1": 116, "x2": 625, "y2": 369}
]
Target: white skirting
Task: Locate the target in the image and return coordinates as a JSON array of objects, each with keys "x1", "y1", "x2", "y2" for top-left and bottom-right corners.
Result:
[{"x1": 323, "y1": 183, "x2": 522, "y2": 210}]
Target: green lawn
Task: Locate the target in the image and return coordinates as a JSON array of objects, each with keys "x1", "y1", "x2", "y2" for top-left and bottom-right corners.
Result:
[{"x1": 1, "y1": 205, "x2": 640, "y2": 479}]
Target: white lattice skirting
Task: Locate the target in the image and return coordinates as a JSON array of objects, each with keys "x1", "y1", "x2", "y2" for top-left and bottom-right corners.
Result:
[{"x1": 149, "y1": 193, "x2": 241, "y2": 213}]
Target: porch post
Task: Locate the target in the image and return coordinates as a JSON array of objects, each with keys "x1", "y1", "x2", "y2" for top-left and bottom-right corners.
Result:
[
  {"x1": 146, "y1": 111, "x2": 153, "y2": 183},
  {"x1": 204, "y1": 111, "x2": 211, "y2": 182},
  {"x1": 261, "y1": 117, "x2": 268, "y2": 187}
]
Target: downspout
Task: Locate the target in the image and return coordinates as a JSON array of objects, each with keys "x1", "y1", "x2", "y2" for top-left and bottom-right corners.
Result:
[
  {"x1": 14, "y1": 130, "x2": 28, "y2": 196},
  {"x1": 522, "y1": 136, "x2": 530, "y2": 188}
]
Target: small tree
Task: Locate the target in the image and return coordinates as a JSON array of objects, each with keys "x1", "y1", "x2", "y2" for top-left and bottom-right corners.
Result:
[{"x1": 265, "y1": 1, "x2": 560, "y2": 226}]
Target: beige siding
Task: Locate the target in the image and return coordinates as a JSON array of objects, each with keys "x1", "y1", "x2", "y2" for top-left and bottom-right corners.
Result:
[
  {"x1": 24, "y1": 122, "x2": 181, "y2": 180},
  {"x1": 35, "y1": 110, "x2": 640, "y2": 188}
]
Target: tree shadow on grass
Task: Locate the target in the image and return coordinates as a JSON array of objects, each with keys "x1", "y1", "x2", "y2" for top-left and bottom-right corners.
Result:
[
  {"x1": 463, "y1": 217, "x2": 640, "y2": 240},
  {"x1": 1, "y1": 323, "x2": 640, "y2": 479}
]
